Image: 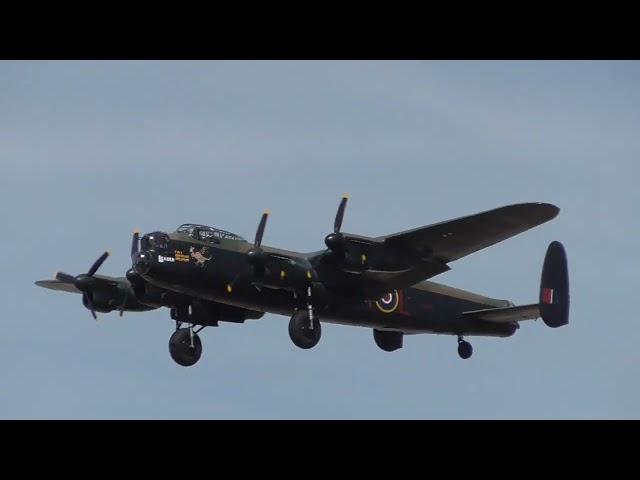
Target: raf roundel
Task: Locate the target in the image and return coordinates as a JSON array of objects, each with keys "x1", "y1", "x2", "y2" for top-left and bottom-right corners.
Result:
[{"x1": 375, "y1": 290, "x2": 400, "y2": 314}]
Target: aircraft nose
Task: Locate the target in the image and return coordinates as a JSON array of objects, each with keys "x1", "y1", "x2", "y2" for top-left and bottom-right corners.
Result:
[
  {"x1": 141, "y1": 231, "x2": 169, "y2": 251},
  {"x1": 133, "y1": 251, "x2": 152, "y2": 275},
  {"x1": 140, "y1": 234, "x2": 151, "y2": 251}
]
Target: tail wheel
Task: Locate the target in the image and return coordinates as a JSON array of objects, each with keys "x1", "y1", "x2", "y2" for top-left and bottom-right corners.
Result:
[
  {"x1": 169, "y1": 328, "x2": 202, "y2": 367},
  {"x1": 288, "y1": 311, "x2": 321, "y2": 349}
]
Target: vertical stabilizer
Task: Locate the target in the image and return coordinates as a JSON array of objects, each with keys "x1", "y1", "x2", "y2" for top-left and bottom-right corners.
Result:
[{"x1": 539, "y1": 241, "x2": 570, "y2": 328}]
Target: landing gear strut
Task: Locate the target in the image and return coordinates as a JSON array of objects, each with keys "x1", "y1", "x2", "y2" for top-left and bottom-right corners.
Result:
[
  {"x1": 289, "y1": 310, "x2": 321, "y2": 349},
  {"x1": 169, "y1": 326, "x2": 203, "y2": 367},
  {"x1": 306, "y1": 286, "x2": 315, "y2": 329},
  {"x1": 457, "y1": 335, "x2": 473, "y2": 360}
]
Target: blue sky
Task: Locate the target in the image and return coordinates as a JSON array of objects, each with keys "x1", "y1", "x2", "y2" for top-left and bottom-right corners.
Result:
[{"x1": 1, "y1": 60, "x2": 638, "y2": 418}]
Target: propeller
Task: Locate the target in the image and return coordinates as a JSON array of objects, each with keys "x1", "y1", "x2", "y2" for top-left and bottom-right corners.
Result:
[
  {"x1": 123, "y1": 265, "x2": 152, "y2": 317},
  {"x1": 117, "y1": 283, "x2": 130, "y2": 317},
  {"x1": 254, "y1": 212, "x2": 269, "y2": 248},
  {"x1": 55, "y1": 271, "x2": 76, "y2": 283},
  {"x1": 246, "y1": 211, "x2": 270, "y2": 276},
  {"x1": 325, "y1": 195, "x2": 349, "y2": 254},
  {"x1": 131, "y1": 229, "x2": 140, "y2": 263},
  {"x1": 124, "y1": 230, "x2": 145, "y2": 317},
  {"x1": 87, "y1": 251, "x2": 109, "y2": 277},
  {"x1": 56, "y1": 251, "x2": 110, "y2": 320},
  {"x1": 244, "y1": 209, "x2": 318, "y2": 328},
  {"x1": 334, "y1": 195, "x2": 348, "y2": 234}
]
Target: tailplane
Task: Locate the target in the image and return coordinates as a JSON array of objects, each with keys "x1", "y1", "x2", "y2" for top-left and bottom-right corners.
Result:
[{"x1": 462, "y1": 241, "x2": 570, "y2": 328}]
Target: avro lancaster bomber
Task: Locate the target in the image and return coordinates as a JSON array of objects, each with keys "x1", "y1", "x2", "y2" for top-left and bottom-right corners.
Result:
[{"x1": 36, "y1": 198, "x2": 570, "y2": 366}]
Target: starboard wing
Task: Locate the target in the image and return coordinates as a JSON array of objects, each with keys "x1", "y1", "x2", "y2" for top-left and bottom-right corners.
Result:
[
  {"x1": 35, "y1": 274, "x2": 124, "y2": 294},
  {"x1": 379, "y1": 203, "x2": 559, "y2": 263},
  {"x1": 35, "y1": 280, "x2": 82, "y2": 294}
]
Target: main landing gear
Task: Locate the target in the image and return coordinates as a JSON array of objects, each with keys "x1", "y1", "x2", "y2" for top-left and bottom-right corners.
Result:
[
  {"x1": 373, "y1": 329, "x2": 403, "y2": 352},
  {"x1": 288, "y1": 310, "x2": 321, "y2": 349},
  {"x1": 457, "y1": 335, "x2": 473, "y2": 360},
  {"x1": 169, "y1": 323, "x2": 204, "y2": 367}
]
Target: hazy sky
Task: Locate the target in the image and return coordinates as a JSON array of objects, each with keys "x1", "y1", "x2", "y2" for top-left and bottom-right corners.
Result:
[{"x1": 1, "y1": 60, "x2": 638, "y2": 419}]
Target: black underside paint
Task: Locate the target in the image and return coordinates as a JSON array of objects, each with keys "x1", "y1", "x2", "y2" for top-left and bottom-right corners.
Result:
[{"x1": 138, "y1": 237, "x2": 517, "y2": 338}]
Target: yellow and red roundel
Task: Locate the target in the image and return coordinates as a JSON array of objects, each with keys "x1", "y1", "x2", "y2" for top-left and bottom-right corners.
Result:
[{"x1": 375, "y1": 290, "x2": 400, "y2": 313}]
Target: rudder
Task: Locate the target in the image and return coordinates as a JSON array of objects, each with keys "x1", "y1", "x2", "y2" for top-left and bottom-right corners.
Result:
[{"x1": 539, "y1": 241, "x2": 570, "y2": 328}]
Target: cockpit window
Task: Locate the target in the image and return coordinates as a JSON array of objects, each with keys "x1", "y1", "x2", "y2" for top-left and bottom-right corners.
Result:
[
  {"x1": 175, "y1": 224, "x2": 246, "y2": 242},
  {"x1": 198, "y1": 229, "x2": 217, "y2": 242},
  {"x1": 176, "y1": 225, "x2": 196, "y2": 236}
]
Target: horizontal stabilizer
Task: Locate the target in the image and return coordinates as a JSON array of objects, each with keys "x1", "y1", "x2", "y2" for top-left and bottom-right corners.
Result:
[{"x1": 463, "y1": 304, "x2": 540, "y2": 323}]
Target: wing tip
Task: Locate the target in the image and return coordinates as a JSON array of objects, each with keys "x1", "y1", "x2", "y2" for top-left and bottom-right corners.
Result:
[
  {"x1": 537, "y1": 202, "x2": 560, "y2": 221},
  {"x1": 504, "y1": 202, "x2": 560, "y2": 222}
]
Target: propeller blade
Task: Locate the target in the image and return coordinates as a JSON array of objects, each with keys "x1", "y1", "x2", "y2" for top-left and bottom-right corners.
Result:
[
  {"x1": 84, "y1": 292, "x2": 97, "y2": 320},
  {"x1": 88, "y1": 251, "x2": 109, "y2": 277},
  {"x1": 334, "y1": 195, "x2": 349, "y2": 233},
  {"x1": 131, "y1": 230, "x2": 140, "y2": 262},
  {"x1": 254, "y1": 211, "x2": 270, "y2": 248},
  {"x1": 55, "y1": 271, "x2": 76, "y2": 283},
  {"x1": 119, "y1": 289, "x2": 128, "y2": 317}
]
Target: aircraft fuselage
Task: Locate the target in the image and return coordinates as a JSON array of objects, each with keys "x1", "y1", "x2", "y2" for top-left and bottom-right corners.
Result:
[{"x1": 135, "y1": 232, "x2": 517, "y2": 338}]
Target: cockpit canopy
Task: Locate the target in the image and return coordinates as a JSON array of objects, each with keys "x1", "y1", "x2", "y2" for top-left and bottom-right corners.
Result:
[{"x1": 175, "y1": 224, "x2": 246, "y2": 243}]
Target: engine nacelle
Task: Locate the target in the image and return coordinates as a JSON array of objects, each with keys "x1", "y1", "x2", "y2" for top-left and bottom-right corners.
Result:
[
  {"x1": 82, "y1": 285, "x2": 127, "y2": 313},
  {"x1": 79, "y1": 277, "x2": 163, "y2": 315}
]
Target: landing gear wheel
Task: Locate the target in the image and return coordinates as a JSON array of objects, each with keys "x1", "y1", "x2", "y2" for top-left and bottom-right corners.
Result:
[
  {"x1": 373, "y1": 329, "x2": 403, "y2": 352},
  {"x1": 288, "y1": 311, "x2": 321, "y2": 349},
  {"x1": 169, "y1": 328, "x2": 202, "y2": 367},
  {"x1": 457, "y1": 338, "x2": 473, "y2": 360}
]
